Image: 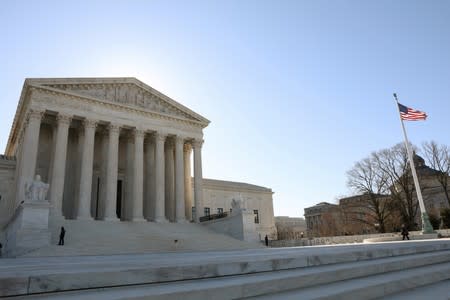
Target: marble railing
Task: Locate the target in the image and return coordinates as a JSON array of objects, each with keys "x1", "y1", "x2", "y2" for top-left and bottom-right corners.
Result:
[{"x1": 270, "y1": 229, "x2": 450, "y2": 247}]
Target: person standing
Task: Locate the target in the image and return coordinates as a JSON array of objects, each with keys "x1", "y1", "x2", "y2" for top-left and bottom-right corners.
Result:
[
  {"x1": 265, "y1": 235, "x2": 269, "y2": 247},
  {"x1": 58, "y1": 226, "x2": 66, "y2": 245}
]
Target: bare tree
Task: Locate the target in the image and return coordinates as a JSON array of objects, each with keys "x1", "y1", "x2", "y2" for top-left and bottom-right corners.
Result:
[
  {"x1": 346, "y1": 156, "x2": 393, "y2": 233},
  {"x1": 422, "y1": 141, "x2": 450, "y2": 206},
  {"x1": 373, "y1": 143, "x2": 419, "y2": 229}
]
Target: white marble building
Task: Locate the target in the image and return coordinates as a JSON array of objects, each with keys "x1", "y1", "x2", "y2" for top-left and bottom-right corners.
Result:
[{"x1": 0, "y1": 78, "x2": 276, "y2": 240}]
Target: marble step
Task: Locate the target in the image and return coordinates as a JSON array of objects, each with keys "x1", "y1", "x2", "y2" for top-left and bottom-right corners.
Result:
[
  {"x1": 2, "y1": 239, "x2": 450, "y2": 296},
  {"x1": 22, "y1": 218, "x2": 260, "y2": 257},
  {"x1": 8, "y1": 248, "x2": 450, "y2": 299},
  {"x1": 249, "y1": 261, "x2": 450, "y2": 299}
]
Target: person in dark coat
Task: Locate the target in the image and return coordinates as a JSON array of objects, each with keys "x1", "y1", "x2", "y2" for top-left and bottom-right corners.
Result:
[
  {"x1": 401, "y1": 224, "x2": 409, "y2": 240},
  {"x1": 58, "y1": 226, "x2": 66, "y2": 245},
  {"x1": 265, "y1": 235, "x2": 269, "y2": 247}
]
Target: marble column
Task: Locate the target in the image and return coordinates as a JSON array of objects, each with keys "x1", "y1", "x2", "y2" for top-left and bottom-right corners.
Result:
[
  {"x1": 154, "y1": 132, "x2": 167, "y2": 222},
  {"x1": 175, "y1": 136, "x2": 186, "y2": 222},
  {"x1": 77, "y1": 119, "x2": 97, "y2": 220},
  {"x1": 184, "y1": 143, "x2": 193, "y2": 221},
  {"x1": 193, "y1": 139, "x2": 204, "y2": 222},
  {"x1": 132, "y1": 129, "x2": 145, "y2": 221},
  {"x1": 144, "y1": 139, "x2": 156, "y2": 220},
  {"x1": 17, "y1": 109, "x2": 44, "y2": 203},
  {"x1": 49, "y1": 113, "x2": 72, "y2": 217},
  {"x1": 97, "y1": 130, "x2": 109, "y2": 220},
  {"x1": 124, "y1": 135, "x2": 134, "y2": 220},
  {"x1": 165, "y1": 139, "x2": 175, "y2": 221},
  {"x1": 104, "y1": 123, "x2": 120, "y2": 221}
]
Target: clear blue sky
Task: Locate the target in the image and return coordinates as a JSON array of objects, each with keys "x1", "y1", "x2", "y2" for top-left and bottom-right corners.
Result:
[{"x1": 1, "y1": 1, "x2": 450, "y2": 217}]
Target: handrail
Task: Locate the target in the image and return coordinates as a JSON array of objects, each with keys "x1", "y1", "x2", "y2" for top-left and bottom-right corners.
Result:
[{"x1": 199, "y1": 212, "x2": 229, "y2": 222}]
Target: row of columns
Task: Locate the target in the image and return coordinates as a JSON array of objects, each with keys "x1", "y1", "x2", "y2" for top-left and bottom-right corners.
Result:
[{"x1": 17, "y1": 109, "x2": 204, "y2": 222}]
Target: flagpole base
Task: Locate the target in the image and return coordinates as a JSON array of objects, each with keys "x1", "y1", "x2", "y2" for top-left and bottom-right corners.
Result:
[{"x1": 421, "y1": 212, "x2": 435, "y2": 234}]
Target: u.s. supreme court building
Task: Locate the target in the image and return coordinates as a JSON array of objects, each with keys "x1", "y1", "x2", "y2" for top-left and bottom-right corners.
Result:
[{"x1": 0, "y1": 78, "x2": 276, "y2": 253}]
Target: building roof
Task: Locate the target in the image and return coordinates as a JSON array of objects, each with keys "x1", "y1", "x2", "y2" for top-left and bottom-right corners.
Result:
[{"x1": 202, "y1": 178, "x2": 273, "y2": 193}]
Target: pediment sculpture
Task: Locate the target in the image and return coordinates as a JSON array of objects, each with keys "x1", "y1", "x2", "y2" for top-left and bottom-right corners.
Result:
[{"x1": 43, "y1": 83, "x2": 198, "y2": 121}]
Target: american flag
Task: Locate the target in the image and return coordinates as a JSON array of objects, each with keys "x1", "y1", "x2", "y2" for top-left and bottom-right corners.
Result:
[{"x1": 398, "y1": 103, "x2": 427, "y2": 121}]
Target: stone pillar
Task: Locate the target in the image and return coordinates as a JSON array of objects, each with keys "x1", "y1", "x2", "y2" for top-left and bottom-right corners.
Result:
[
  {"x1": 17, "y1": 109, "x2": 44, "y2": 203},
  {"x1": 124, "y1": 135, "x2": 134, "y2": 220},
  {"x1": 165, "y1": 139, "x2": 175, "y2": 221},
  {"x1": 49, "y1": 113, "x2": 72, "y2": 217},
  {"x1": 193, "y1": 139, "x2": 204, "y2": 222},
  {"x1": 175, "y1": 136, "x2": 186, "y2": 222},
  {"x1": 97, "y1": 130, "x2": 109, "y2": 220},
  {"x1": 104, "y1": 123, "x2": 120, "y2": 221},
  {"x1": 154, "y1": 132, "x2": 167, "y2": 222},
  {"x1": 184, "y1": 143, "x2": 193, "y2": 221},
  {"x1": 132, "y1": 129, "x2": 146, "y2": 221},
  {"x1": 144, "y1": 139, "x2": 155, "y2": 220},
  {"x1": 77, "y1": 119, "x2": 97, "y2": 220}
]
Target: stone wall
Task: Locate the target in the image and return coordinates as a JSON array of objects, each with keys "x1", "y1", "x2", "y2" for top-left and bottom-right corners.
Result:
[
  {"x1": 201, "y1": 179, "x2": 277, "y2": 239},
  {"x1": 270, "y1": 229, "x2": 450, "y2": 247},
  {"x1": 201, "y1": 209, "x2": 259, "y2": 242},
  {"x1": 0, "y1": 156, "x2": 17, "y2": 228}
]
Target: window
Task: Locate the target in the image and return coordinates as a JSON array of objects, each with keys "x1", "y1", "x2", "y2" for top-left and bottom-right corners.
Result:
[
  {"x1": 204, "y1": 207, "x2": 210, "y2": 216},
  {"x1": 217, "y1": 208, "x2": 223, "y2": 214},
  {"x1": 254, "y1": 210, "x2": 259, "y2": 224}
]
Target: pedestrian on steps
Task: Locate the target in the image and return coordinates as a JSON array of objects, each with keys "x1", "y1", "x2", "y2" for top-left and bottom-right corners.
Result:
[{"x1": 58, "y1": 226, "x2": 66, "y2": 245}]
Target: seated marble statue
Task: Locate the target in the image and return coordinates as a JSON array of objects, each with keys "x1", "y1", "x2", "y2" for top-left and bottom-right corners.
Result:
[
  {"x1": 25, "y1": 175, "x2": 49, "y2": 202},
  {"x1": 231, "y1": 195, "x2": 246, "y2": 214}
]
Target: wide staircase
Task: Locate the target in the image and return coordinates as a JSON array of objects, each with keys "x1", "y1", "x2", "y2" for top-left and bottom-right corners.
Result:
[
  {"x1": 1, "y1": 239, "x2": 450, "y2": 299},
  {"x1": 19, "y1": 218, "x2": 261, "y2": 257}
]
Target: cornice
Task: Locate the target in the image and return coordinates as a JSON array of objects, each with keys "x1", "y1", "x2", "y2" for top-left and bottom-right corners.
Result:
[{"x1": 201, "y1": 178, "x2": 274, "y2": 194}]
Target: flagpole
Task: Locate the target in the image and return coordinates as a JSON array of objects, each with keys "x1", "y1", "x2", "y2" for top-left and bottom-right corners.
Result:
[{"x1": 393, "y1": 93, "x2": 434, "y2": 234}]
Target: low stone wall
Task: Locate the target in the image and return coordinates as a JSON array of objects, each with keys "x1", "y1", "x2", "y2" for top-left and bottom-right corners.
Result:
[
  {"x1": 3, "y1": 202, "x2": 52, "y2": 257},
  {"x1": 201, "y1": 210, "x2": 259, "y2": 243},
  {"x1": 270, "y1": 229, "x2": 450, "y2": 247}
]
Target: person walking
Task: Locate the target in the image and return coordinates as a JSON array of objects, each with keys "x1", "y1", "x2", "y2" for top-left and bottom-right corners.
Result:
[
  {"x1": 58, "y1": 226, "x2": 66, "y2": 245},
  {"x1": 401, "y1": 224, "x2": 409, "y2": 240},
  {"x1": 265, "y1": 235, "x2": 269, "y2": 247}
]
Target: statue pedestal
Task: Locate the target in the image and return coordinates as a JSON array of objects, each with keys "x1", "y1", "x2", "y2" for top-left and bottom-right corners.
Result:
[{"x1": 5, "y1": 201, "x2": 51, "y2": 257}]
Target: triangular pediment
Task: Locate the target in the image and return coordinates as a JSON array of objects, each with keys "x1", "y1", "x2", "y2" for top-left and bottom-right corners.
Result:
[{"x1": 30, "y1": 78, "x2": 209, "y2": 124}]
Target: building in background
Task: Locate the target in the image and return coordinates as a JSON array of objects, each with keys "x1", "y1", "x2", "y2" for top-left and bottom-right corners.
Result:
[
  {"x1": 305, "y1": 155, "x2": 450, "y2": 237},
  {"x1": 274, "y1": 216, "x2": 306, "y2": 240},
  {"x1": 304, "y1": 202, "x2": 341, "y2": 237}
]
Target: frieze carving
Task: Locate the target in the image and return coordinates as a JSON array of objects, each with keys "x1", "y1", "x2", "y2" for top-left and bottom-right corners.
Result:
[
  {"x1": 30, "y1": 86, "x2": 206, "y2": 129},
  {"x1": 43, "y1": 83, "x2": 196, "y2": 121}
]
